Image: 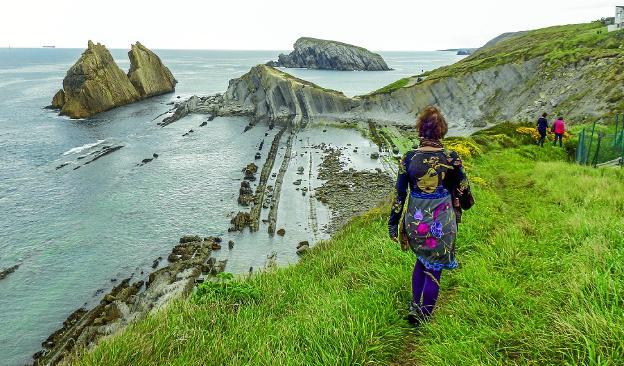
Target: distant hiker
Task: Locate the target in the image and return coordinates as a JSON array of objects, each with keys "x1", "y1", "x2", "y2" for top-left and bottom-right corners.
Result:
[
  {"x1": 552, "y1": 116, "x2": 565, "y2": 147},
  {"x1": 536, "y1": 112, "x2": 549, "y2": 147},
  {"x1": 388, "y1": 106, "x2": 474, "y2": 325}
]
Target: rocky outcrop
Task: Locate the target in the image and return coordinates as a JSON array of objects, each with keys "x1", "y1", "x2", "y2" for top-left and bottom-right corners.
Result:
[
  {"x1": 268, "y1": 37, "x2": 391, "y2": 71},
  {"x1": 50, "y1": 41, "x2": 176, "y2": 119},
  {"x1": 52, "y1": 41, "x2": 140, "y2": 118},
  {"x1": 162, "y1": 65, "x2": 356, "y2": 127},
  {"x1": 224, "y1": 65, "x2": 357, "y2": 125},
  {"x1": 33, "y1": 237, "x2": 224, "y2": 366},
  {"x1": 127, "y1": 42, "x2": 177, "y2": 97}
]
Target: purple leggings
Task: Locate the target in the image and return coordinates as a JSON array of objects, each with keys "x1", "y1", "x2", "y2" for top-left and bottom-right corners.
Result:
[{"x1": 412, "y1": 260, "x2": 442, "y2": 316}]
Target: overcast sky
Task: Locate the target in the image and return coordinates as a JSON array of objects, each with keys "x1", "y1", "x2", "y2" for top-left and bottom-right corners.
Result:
[{"x1": 0, "y1": 0, "x2": 615, "y2": 50}]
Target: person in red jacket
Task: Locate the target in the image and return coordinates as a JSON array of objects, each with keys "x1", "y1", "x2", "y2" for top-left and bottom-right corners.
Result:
[{"x1": 552, "y1": 116, "x2": 565, "y2": 147}]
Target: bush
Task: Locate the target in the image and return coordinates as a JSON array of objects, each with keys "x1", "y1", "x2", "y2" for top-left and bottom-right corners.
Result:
[{"x1": 443, "y1": 137, "x2": 482, "y2": 159}]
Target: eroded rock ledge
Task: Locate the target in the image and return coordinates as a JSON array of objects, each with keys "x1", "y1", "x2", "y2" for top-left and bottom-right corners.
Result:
[
  {"x1": 50, "y1": 41, "x2": 177, "y2": 119},
  {"x1": 267, "y1": 37, "x2": 391, "y2": 71},
  {"x1": 32, "y1": 237, "x2": 225, "y2": 366}
]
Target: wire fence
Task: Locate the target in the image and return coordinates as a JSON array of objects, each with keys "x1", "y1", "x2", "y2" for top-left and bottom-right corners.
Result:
[{"x1": 576, "y1": 116, "x2": 624, "y2": 167}]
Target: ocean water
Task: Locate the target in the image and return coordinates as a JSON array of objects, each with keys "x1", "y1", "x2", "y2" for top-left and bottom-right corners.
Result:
[{"x1": 0, "y1": 48, "x2": 464, "y2": 365}]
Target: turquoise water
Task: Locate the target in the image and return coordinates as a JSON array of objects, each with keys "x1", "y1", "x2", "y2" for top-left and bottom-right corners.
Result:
[{"x1": 0, "y1": 48, "x2": 463, "y2": 365}]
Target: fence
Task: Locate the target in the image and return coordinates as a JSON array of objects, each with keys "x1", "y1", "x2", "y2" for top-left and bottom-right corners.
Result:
[{"x1": 576, "y1": 116, "x2": 624, "y2": 167}]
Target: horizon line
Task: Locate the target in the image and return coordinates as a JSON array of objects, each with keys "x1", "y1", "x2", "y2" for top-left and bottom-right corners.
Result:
[{"x1": 0, "y1": 46, "x2": 472, "y2": 53}]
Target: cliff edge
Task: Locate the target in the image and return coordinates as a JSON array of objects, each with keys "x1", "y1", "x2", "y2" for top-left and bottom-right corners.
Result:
[{"x1": 268, "y1": 37, "x2": 391, "y2": 71}]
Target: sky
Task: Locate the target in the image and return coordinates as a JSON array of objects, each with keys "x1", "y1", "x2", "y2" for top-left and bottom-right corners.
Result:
[{"x1": 0, "y1": 0, "x2": 616, "y2": 51}]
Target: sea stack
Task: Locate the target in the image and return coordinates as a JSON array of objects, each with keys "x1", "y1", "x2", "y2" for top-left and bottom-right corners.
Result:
[
  {"x1": 267, "y1": 37, "x2": 391, "y2": 71},
  {"x1": 50, "y1": 41, "x2": 176, "y2": 119},
  {"x1": 127, "y1": 42, "x2": 177, "y2": 97}
]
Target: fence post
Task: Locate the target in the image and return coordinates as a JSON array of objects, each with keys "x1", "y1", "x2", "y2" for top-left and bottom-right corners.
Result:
[
  {"x1": 621, "y1": 130, "x2": 624, "y2": 167},
  {"x1": 576, "y1": 129, "x2": 583, "y2": 163},
  {"x1": 592, "y1": 133, "x2": 603, "y2": 168},
  {"x1": 615, "y1": 114, "x2": 620, "y2": 148},
  {"x1": 585, "y1": 119, "x2": 597, "y2": 165}
]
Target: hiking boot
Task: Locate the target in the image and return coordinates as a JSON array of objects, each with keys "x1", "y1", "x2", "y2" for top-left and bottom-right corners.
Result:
[{"x1": 407, "y1": 302, "x2": 424, "y2": 325}]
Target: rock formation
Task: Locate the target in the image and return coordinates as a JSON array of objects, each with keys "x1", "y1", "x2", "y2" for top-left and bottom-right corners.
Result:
[
  {"x1": 267, "y1": 37, "x2": 391, "y2": 71},
  {"x1": 224, "y1": 65, "x2": 357, "y2": 125},
  {"x1": 50, "y1": 41, "x2": 176, "y2": 119},
  {"x1": 127, "y1": 42, "x2": 177, "y2": 97}
]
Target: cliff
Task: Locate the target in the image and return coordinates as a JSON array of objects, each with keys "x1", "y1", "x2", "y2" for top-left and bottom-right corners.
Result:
[
  {"x1": 357, "y1": 22, "x2": 624, "y2": 128},
  {"x1": 51, "y1": 41, "x2": 176, "y2": 119},
  {"x1": 267, "y1": 37, "x2": 391, "y2": 71},
  {"x1": 127, "y1": 42, "x2": 177, "y2": 97}
]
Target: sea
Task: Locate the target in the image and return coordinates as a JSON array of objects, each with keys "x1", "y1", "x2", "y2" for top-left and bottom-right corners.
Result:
[{"x1": 0, "y1": 47, "x2": 464, "y2": 365}]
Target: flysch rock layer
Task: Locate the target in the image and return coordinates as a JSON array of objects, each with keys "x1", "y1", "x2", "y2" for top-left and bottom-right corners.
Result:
[
  {"x1": 50, "y1": 41, "x2": 176, "y2": 119},
  {"x1": 268, "y1": 37, "x2": 391, "y2": 71}
]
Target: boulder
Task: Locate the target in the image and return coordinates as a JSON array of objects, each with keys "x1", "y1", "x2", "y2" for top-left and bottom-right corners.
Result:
[{"x1": 230, "y1": 212, "x2": 252, "y2": 232}]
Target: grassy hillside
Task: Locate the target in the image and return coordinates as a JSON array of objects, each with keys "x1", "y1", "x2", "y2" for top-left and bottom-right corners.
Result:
[
  {"x1": 67, "y1": 126, "x2": 624, "y2": 365},
  {"x1": 369, "y1": 21, "x2": 624, "y2": 96}
]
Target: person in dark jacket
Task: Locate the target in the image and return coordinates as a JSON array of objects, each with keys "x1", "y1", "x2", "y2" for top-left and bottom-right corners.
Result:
[
  {"x1": 536, "y1": 112, "x2": 549, "y2": 147},
  {"x1": 388, "y1": 106, "x2": 472, "y2": 325}
]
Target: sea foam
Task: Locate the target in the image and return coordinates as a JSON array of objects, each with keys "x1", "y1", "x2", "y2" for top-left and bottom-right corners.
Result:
[{"x1": 62, "y1": 140, "x2": 106, "y2": 156}]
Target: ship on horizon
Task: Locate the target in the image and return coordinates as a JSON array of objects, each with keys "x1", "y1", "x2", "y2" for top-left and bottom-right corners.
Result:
[{"x1": 42, "y1": 45, "x2": 56, "y2": 48}]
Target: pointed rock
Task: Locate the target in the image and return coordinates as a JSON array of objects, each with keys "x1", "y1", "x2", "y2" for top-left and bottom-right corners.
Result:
[
  {"x1": 127, "y1": 42, "x2": 177, "y2": 98},
  {"x1": 55, "y1": 41, "x2": 140, "y2": 118}
]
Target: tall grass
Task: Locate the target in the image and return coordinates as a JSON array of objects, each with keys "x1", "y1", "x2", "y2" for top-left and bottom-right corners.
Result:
[{"x1": 69, "y1": 139, "x2": 624, "y2": 365}]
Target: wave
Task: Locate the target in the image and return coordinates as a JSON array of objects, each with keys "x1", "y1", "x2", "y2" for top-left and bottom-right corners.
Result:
[{"x1": 62, "y1": 140, "x2": 106, "y2": 156}]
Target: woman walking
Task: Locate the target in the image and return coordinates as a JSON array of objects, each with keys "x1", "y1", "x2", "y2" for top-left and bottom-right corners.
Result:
[
  {"x1": 537, "y1": 112, "x2": 549, "y2": 147},
  {"x1": 552, "y1": 116, "x2": 565, "y2": 147},
  {"x1": 388, "y1": 106, "x2": 472, "y2": 325}
]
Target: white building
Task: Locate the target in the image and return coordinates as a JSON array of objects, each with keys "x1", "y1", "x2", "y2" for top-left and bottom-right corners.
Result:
[{"x1": 608, "y1": 6, "x2": 624, "y2": 32}]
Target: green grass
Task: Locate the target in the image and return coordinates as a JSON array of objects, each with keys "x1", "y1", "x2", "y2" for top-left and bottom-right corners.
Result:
[
  {"x1": 69, "y1": 133, "x2": 624, "y2": 365},
  {"x1": 369, "y1": 21, "x2": 624, "y2": 97},
  {"x1": 368, "y1": 77, "x2": 410, "y2": 96}
]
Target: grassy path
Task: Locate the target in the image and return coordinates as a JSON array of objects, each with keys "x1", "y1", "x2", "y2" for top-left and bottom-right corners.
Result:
[{"x1": 70, "y1": 143, "x2": 624, "y2": 365}]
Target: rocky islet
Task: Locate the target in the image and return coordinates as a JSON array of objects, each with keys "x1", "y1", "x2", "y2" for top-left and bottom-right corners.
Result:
[
  {"x1": 49, "y1": 41, "x2": 176, "y2": 119},
  {"x1": 267, "y1": 37, "x2": 391, "y2": 71}
]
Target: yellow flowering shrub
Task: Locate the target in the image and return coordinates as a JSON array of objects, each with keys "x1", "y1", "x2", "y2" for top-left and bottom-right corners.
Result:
[
  {"x1": 515, "y1": 127, "x2": 572, "y2": 143},
  {"x1": 444, "y1": 138, "x2": 482, "y2": 159}
]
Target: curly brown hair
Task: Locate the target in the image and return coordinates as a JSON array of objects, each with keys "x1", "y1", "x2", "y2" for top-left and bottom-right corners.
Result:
[{"x1": 416, "y1": 106, "x2": 448, "y2": 140}]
